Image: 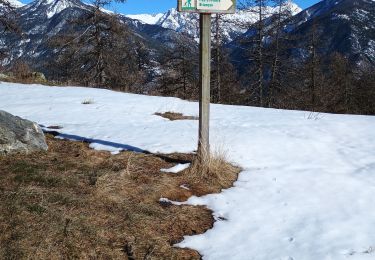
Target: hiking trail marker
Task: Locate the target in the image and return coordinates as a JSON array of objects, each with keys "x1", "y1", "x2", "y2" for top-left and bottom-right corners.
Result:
[
  {"x1": 178, "y1": 0, "x2": 236, "y2": 14},
  {"x1": 178, "y1": 0, "x2": 236, "y2": 163}
]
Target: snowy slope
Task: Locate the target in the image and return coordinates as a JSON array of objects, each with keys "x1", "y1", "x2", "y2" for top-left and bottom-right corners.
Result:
[{"x1": 1, "y1": 82, "x2": 375, "y2": 260}]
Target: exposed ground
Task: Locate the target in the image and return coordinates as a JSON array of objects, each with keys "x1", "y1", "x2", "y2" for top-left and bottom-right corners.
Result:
[
  {"x1": 154, "y1": 112, "x2": 198, "y2": 121},
  {"x1": 0, "y1": 135, "x2": 239, "y2": 260}
]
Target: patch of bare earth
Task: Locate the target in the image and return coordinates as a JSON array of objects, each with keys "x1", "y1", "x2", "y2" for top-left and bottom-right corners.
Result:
[
  {"x1": 0, "y1": 135, "x2": 239, "y2": 259},
  {"x1": 154, "y1": 112, "x2": 198, "y2": 121}
]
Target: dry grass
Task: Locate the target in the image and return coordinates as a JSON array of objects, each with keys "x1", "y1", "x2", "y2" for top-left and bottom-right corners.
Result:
[
  {"x1": 0, "y1": 135, "x2": 240, "y2": 259},
  {"x1": 187, "y1": 147, "x2": 241, "y2": 195},
  {"x1": 154, "y1": 112, "x2": 198, "y2": 121},
  {"x1": 1, "y1": 76, "x2": 36, "y2": 85},
  {"x1": 0, "y1": 73, "x2": 48, "y2": 85}
]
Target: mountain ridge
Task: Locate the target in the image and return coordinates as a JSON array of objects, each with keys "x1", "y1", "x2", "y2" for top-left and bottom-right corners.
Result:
[
  {"x1": 0, "y1": 0, "x2": 189, "y2": 77},
  {"x1": 290, "y1": 0, "x2": 375, "y2": 66},
  {"x1": 231, "y1": 0, "x2": 375, "y2": 72},
  {"x1": 126, "y1": 2, "x2": 302, "y2": 41},
  {"x1": 4, "y1": 0, "x2": 24, "y2": 7}
]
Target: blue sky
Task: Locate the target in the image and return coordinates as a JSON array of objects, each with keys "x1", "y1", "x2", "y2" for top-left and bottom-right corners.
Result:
[{"x1": 22, "y1": 0, "x2": 321, "y2": 14}]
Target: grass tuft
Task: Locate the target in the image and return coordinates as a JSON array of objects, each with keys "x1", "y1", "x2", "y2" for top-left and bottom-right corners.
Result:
[
  {"x1": 81, "y1": 99, "x2": 94, "y2": 105},
  {"x1": 26, "y1": 204, "x2": 46, "y2": 215},
  {"x1": 188, "y1": 146, "x2": 240, "y2": 190}
]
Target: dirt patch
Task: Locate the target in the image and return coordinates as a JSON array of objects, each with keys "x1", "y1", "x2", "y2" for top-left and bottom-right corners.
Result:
[
  {"x1": 0, "y1": 135, "x2": 239, "y2": 259},
  {"x1": 155, "y1": 112, "x2": 198, "y2": 121}
]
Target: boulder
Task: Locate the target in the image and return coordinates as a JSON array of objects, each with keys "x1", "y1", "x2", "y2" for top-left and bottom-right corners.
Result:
[
  {"x1": 0, "y1": 110, "x2": 48, "y2": 155},
  {"x1": 31, "y1": 72, "x2": 47, "y2": 83}
]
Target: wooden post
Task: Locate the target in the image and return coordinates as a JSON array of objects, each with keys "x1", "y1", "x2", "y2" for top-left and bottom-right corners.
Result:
[{"x1": 198, "y1": 13, "x2": 211, "y2": 162}]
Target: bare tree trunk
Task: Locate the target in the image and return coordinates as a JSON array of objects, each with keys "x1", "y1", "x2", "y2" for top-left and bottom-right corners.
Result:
[
  {"x1": 257, "y1": 0, "x2": 264, "y2": 107},
  {"x1": 310, "y1": 21, "x2": 318, "y2": 110},
  {"x1": 215, "y1": 14, "x2": 221, "y2": 103},
  {"x1": 269, "y1": 0, "x2": 283, "y2": 107}
]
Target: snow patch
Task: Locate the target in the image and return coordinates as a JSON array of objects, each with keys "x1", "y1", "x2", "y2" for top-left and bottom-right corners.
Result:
[
  {"x1": 161, "y1": 163, "x2": 191, "y2": 173},
  {"x1": 159, "y1": 198, "x2": 185, "y2": 206},
  {"x1": 180, "y1": 184, "x2": 190, "y2": 190}
]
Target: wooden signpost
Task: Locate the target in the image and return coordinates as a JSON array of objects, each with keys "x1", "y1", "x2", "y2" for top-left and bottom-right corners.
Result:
[{"x1": 178, "y1": 0, "x2": 236, "y2": 162}]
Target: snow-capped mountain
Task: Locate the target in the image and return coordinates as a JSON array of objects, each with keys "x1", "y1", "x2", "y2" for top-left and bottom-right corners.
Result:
[
  {"x1": 126, "y1": 2, "x2": 302, "y2": 41},
  {"x1": 0, "y1": 0, "x2": 94, "y2": 68},
  {"x1": 232, "y1": 0, "x2": 375, "y2": 70},
  {"x1": 4, "y1": 0, "x2": 24, "y2": 8},
  {"x1": 126, "y1": 13, "x2": 164, "y2": 25},
  {"x1": 23, "y1": 0, "x2": 88, "y2": 18},
  {"x1": 289, "y1": 0, "x2": 375, "y2": 66},
  {"x1": 0, "y1": 0, "x2": 190, "y2": 75},
  {"x1": 2, "y1": 0, "x2": 374, "y2": 81}
]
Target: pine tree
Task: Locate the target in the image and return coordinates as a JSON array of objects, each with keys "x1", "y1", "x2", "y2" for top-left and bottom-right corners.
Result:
[
  {"x1": 239, "y1": 0, "x2": 269, "y2": 107},
  {"x1": 157, "y1": 33, "x2": 199, "y2": 99},
  {"x1": 0, "y1": 0, "x2": 18, "y2": 32},
  {"x1": 0, "y1": 0, "x2": 20, "y2": 64},
  {"x1": 210, "y1": 14, "x2": 242, "y2": 104},
  {"x1": 50, "y1": 0, "x2": 146, "y2": 90},
  {"x1": 267, "y1": 0, "x2": 293, "y2": 107}
]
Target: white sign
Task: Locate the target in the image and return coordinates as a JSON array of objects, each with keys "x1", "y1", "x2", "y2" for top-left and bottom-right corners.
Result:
[
  {"x1": 197, "y1": 0, "x2": 234, "y2": 11},
  {"x1": 178, "y1": 0, "x2": 236, "y2": 13}
]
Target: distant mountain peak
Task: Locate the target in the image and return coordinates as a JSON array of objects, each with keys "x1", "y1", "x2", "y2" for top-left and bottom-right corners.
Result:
[
  {"x1": 26, "y1": 0, "x2": 87, "y2": 18},
  {"x1": 30, "y1": 0, "x2": 81, "y2": 6},
  {"x1": 286, "y1": 0, "x2": 375, "y2": 65},
  {"x1": 126, "y1": 2, "x2": 302, "y2": 42},
  {"x1": 126, "y1": 12, "x2": 165, "y2": 25},
  {"x1": 4, "y1": 0, "x2": 25, "y2": 8}
]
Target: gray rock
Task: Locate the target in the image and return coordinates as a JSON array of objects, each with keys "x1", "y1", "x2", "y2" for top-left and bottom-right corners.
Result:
[{"x1": 0, "y1": 110, "x2": 48, "y2": 155}]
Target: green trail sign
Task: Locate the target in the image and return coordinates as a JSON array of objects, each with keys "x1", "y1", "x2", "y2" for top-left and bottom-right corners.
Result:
[{"x1": 178, "y1": 0, "x2": 236, "y2": 14}]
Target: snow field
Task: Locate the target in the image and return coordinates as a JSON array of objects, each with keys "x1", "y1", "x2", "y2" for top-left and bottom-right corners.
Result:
[{"x1": 1, "y1": 82, "x2": 375, "y2": 260}]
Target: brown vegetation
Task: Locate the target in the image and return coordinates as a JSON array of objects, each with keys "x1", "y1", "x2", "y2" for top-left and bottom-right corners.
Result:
[
  {"x1": 154, "y1": 112, "x2": 198, "y2": 121},
  {"x1": 0, "y1": 135, "x2": 240, "y2": 259},
  {"x1": 1, "y1": 61, "x2": 49, "y2": 85},
  {"x1": 48, "y1": 0, "x2": 147, "y2": 91},
  {"x1": 188, "y1": 148, "x2": 240, "y2": 192}
]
